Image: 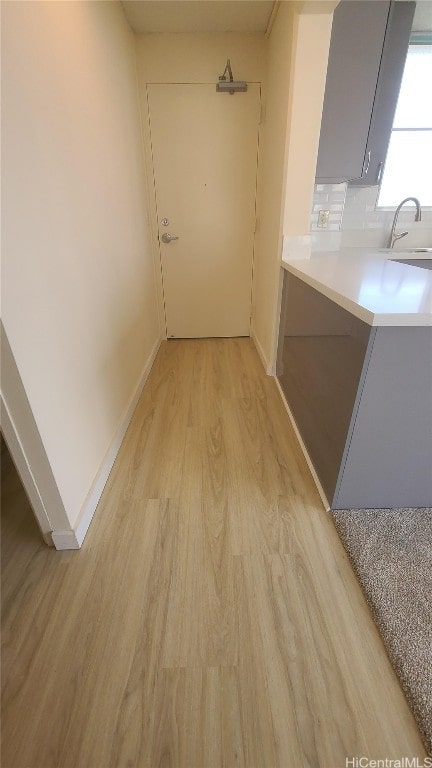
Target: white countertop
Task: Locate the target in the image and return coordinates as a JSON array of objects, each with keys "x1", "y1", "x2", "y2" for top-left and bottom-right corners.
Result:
[{"x1": 281, "y1": 240, "x2": 432, "y2": 327}]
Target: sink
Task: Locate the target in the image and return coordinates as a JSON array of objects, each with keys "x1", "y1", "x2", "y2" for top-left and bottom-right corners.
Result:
[
  {"x1": 390, "y1": 257, "x2": 432, "y2": 271},
  {"x1": 381, "y1": 247, "x2": 432, "y2": 257},
  {"x1": 394, "y1": 248, "x2": 432, "y2": 255}
]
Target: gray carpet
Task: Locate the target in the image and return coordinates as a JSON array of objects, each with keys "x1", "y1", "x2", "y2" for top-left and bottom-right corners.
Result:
[{"x1": 331, "y1": 507, "x2": 432, "y2": 756}]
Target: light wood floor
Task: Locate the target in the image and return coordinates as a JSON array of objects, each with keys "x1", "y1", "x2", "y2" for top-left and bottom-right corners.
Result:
[{"x1": 1, "y1": 339, "x2": 426, "y2": 767}]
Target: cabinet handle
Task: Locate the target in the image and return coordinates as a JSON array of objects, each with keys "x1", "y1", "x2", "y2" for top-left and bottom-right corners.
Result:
[
  {"x1": 375, "y1": 161, "x2": 384, "y2": 185},
  {"x1": 362, "y1": 149, "x2": 371, "y2": 177}
]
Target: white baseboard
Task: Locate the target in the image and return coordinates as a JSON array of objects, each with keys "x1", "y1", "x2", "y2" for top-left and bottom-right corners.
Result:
[
  {"x1": 251, "y1": 327, "x2": 274, "y2": 376},
  {"x1": 53, "y1": 335, "x2": 163, "y2": 550},
  {"x1": 51, "y1": 530, "x2": 81, "y2": 550},
  {"x1": 274, "y1": 377, "x2": 330, "y2": 512}
]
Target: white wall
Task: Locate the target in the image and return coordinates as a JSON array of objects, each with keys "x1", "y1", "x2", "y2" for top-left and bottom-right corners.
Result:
[
  {"x1": 282, "y1": 8, "x2": 335, "y2": 236},
  {"x1": 1, "y1": 1, "x2": 160, "y2": 538},
  {"x1": 251, "y1": 3, "x2": 295, "y2": 372},
  {"x1": 252, "y1": 2, "x2": 335, "y2": 372},
  {"x1": 135, "y1": 32, "x2": 265, "y2": 83}
]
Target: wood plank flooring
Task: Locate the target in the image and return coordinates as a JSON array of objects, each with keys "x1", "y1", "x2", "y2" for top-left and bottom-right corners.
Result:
[{"x1": 1, "y1": 339, "x2": 426, "y2": 767}]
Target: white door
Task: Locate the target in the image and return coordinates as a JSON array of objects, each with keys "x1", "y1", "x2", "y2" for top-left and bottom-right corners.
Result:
[{"x1": 147, "y1": 83, "x2": 260, "y2": 338}]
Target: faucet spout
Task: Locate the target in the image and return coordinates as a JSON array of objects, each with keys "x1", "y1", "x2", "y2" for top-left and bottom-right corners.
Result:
[{"x1": 387, "y1": 197, "x2": 422, "y2": 249}]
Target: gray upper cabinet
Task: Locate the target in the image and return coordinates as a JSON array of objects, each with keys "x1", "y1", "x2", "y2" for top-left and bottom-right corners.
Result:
[
  {"x1": 315, "y1": 1, "x2": 415, "y2": 184},
  {"x1": 350, "y1": 1, "x2": 415, "y2": 187}
]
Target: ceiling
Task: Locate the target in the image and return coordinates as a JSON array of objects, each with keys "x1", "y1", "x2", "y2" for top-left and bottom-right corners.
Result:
[{"x1": 121, "y1": 1, "x2": 276, "y2": 34}]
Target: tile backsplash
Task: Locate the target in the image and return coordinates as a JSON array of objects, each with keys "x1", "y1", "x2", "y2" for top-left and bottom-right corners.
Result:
[
  {"x1": 310, "y1": 183, "x2": 432, "y2": 249},
  {"x1": 310, "y1": 183, "x2": 347, "y2": 231}
]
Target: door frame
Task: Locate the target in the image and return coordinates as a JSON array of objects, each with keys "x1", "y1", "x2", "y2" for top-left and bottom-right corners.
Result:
[
  {"x1": 144, "y1": 81, "x2": 261, "y2": 340},
  {"x1": 0, "y1": 322, "x2": 73, "y2": 546},
  {"x1": 1, "y1": 396, "x2": 53, "y2": 545}
]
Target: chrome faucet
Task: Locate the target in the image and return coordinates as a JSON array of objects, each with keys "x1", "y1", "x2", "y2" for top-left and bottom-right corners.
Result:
[{"x1": 387, "y1": 197, "x2": 422, "y2": 248}]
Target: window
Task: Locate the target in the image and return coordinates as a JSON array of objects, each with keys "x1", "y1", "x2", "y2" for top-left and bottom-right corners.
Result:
[{"x1": 377, "y1": 39, "x2": 432, "y2": 207}]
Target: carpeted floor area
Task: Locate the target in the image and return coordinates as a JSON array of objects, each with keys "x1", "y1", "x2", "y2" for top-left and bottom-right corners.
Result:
[{"x1": 331, "y1": 507, "x2": 432, "y2": 756}]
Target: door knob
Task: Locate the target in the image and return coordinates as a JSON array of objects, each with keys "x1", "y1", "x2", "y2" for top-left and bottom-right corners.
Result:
[{"x1": 161, "y1": 233, "x2": 179, "y2": 244}]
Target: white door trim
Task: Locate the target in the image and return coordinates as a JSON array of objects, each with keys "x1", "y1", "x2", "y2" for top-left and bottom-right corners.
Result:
[{"x1": 1, "y1": 394, "x2": 54, "y2": 545}]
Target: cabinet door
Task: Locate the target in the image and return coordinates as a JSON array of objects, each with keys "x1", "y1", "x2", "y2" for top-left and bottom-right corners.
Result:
[
  {"x1": 316, "y1": 0, "x2": 390, "y2": 183},
  {"x1": 277, "y1": 272, "x2": 371, "y2": 503},
  {"x1": 350, "y1": 1, "x2": 415, "y2": 187},
  {"x1": 333, "y1": 326, "x2": 432, "y2": 509}
]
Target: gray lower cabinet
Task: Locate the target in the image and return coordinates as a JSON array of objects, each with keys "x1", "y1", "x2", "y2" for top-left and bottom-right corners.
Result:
[{"x1": 277, "y1": 271, "x2": 432, "y2": 508}]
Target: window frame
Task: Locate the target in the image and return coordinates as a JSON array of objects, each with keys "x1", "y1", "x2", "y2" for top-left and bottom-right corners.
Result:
[{"x1": 376, "y1": 35, "x2": 432, "y2": 210}]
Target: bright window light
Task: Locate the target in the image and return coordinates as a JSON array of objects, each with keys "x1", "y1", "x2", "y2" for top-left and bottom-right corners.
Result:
[{"x1": 377, "y1": 43, "x2": 432, "y2": 207}]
